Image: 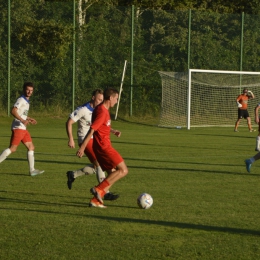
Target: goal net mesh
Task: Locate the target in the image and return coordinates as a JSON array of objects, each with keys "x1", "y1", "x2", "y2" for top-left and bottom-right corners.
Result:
[{"x1": 158, "y1": 70, "x2": 260, "y2": 128}]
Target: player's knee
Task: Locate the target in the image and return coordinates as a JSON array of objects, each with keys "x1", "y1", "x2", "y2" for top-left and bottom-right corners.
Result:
[
  {"x1": 121, "y1": 167, "x2": 128, "y2": 177},
  {"x1": 9, "y1": 147, "x2": 16, "y2": 153}
]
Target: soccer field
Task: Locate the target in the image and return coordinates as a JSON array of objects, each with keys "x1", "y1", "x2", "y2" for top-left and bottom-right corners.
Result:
[{"x1": 0, "y1": 116, "x2": 260, "y2": 259}]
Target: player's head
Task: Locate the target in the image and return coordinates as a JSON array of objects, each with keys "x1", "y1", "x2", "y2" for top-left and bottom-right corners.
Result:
[
  {"x1": 23, "y1": 82, "x2": 34, "y2": 97},
  {"x1": 243, "y1": 88, "x2": 248, "y2": 94},
  {"x1": 104, "y1": 87, "x2": 119, "y2": 107},
  {"x1": 91, "y1": 88, "x2": 104, "y2": 108}
]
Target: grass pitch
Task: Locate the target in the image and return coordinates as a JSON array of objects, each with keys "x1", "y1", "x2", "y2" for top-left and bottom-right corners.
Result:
[{"x1": 0, "y1": 116, "x2": 260, "y2": 259}]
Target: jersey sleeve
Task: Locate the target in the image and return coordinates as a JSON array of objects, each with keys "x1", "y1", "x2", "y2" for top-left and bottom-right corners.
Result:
[{"x1": 69, "y1": 107, "x2": 84, "y2": 122}]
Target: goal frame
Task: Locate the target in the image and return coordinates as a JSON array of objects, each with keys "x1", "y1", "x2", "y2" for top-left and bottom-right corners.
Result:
[{"x1": 187, "y1": 69, "x2": 260, "y2": 130}]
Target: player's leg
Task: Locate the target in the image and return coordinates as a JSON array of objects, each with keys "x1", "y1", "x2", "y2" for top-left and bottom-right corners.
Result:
[
  {"x1": 256, "y1": 121, "x2": 260, "y2": 151},
  {"x1": 234, "y1": 111, "x2": 241, "y2": 132},
  {"x1": 0, "y1": 146, "x2": 14, "y2": 163},
  {"x1": 90, "y1": 161, "x2": 128, "y2": 204},
  {"x1": 23, "y1": 131, "x2": 44, "y2": 176},
  {"x1": 66, "y1": 139, "x2": 96, "y2": 189},
  {"x1": 0, "y1": 130, "x2": 20, "y2": 163},
  {"x1": 246, "y1": 116, "x2": 255, "y2": 132},
  {"x1": 245, "y1": 151, "x2": 260, "y2": 173}
]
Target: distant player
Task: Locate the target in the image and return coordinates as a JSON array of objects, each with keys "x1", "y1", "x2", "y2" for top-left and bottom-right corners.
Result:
[
  {"x1": 76, "y1": 87, "x2": 128, "y2": 208},
  {"x1": 234, "y1": 88, "x2": 255, "y2": 132},
  {"x1": 0, "y1": 82, "x2": 44, "y2": 176},
  {"x1": 66, "y1": 89, "x2": 119, "y2": 201}
]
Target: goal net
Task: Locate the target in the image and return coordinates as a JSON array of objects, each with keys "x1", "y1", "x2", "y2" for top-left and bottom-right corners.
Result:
[{"x1": 158, "y1": 69, "x2": 260, "y2": 129}]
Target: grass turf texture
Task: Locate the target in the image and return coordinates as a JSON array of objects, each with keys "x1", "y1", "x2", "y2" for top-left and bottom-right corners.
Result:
[{"x1": 0, "y1": 116, "x2": 260, "y2": 259}]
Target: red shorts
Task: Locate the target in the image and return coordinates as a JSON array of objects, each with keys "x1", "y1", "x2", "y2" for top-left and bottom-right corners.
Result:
[
  {"x1": 83, "y1": 138, "x2": 97, "y2": 163},
  {"x1": 93, "y1": 145, "x2": 123, "y2": 172},
  {"x1": 10, "y1": 129, "x2": 32, "y2": 146}
]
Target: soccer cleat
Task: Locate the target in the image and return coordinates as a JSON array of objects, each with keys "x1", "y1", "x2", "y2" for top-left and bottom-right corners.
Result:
[
  {"x1": 66, "y1": 171, "x2": 75, "y2": 190},
  {"x1": 250, "y1": 129, "x2": 256, "y2": 132},
  {"x1": 89, "y1": 198, "x2": 107, "y2": 208},
  {"x1": 90, "y1": 187, "x2": 103, "y2": 204},
  {"x1": 245, "y1": 159, "x2": 252, "y2": 173},
  {"x1": 30, "y1": 169, "x2": 44, "y2": 176},
  {"x1": 234, "y1": 129, "x2": 239, "y2": 132},
  {"x1": 104, "y1": 192, "x2": 119, "y2": 201}
]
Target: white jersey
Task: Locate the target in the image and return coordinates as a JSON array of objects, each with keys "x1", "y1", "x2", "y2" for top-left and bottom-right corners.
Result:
[
  {"x1": 11, "y1": 95, "x2": 30, "y2": 130},
  {"x1": 69, "y1": 102, "x2": 94, "y2": 144}
]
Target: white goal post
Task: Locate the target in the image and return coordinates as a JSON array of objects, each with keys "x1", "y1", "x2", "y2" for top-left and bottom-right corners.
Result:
[{"x1": 159, "y1": 69, "x2": 260, "y2": 129}]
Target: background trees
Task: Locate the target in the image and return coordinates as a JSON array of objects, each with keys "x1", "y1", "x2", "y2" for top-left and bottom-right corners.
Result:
[{"x1": 1, "y1": 0, "x2": 260, "y2": 117}]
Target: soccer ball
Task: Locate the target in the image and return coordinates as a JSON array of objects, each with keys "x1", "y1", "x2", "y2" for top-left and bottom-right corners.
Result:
[{"x1": 137, "y1": 193, "x2": 153, "y2": 209}]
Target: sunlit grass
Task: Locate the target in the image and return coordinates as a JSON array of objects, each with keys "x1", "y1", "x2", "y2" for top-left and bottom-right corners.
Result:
[{"x1": 0, "y1": 116, "x2": 260, "y2": 259}]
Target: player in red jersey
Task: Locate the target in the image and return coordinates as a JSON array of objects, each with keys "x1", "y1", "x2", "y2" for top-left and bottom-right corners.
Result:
[
  {"x1": 234, "y1": 88, "x2": 255, "y2": 132},
  {"x1": 76, "y1": 87, "x2": 128, "y2": 208}
]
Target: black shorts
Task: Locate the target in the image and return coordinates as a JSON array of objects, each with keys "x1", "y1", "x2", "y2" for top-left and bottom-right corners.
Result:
[{"x1": 238, "y1": 109, "x2": 249, "y2": 119}]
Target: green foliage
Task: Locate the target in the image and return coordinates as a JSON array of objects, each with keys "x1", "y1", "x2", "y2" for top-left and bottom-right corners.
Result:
[{"x1": 2, "y1": 0, "x2": 260, "y2": 114}]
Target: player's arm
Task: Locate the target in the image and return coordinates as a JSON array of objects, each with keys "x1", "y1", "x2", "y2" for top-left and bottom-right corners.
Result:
[
  {"x1": 236, "y1": 96, "x2": 242, "y2": 108},
  {"x1": 248, "y1": 90, "x2": 255, "y2": 99},
  {"x1": 11, "y1": 107, "x2": 30, "y2": 126},
  {"x1": 255, "y1": 105, "x2": 260, "y2": 124},
  {"x1": 110, "y1": 128, "x2": 121, "y2": 137},
  {"x1": 66, "y1": 118, "x2": 76, "y2": 148},
  {"x1": 76, "y1": 128, "x2": 95, "y2": 158},
  {"x1": 26, "y1": 117, "x2": 37, "y2": 125}
]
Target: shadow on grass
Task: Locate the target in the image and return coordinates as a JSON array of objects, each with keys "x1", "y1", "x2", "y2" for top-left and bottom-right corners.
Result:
[
  {"x1": 0, "y1": 202, "x2": 260, "y2": 237},
  {"x1": 91, "y1": 214, "x2": 260, "y2": 237},
  {"x1": 2, "y1": 157, "x2": 259, "y2": 177}
]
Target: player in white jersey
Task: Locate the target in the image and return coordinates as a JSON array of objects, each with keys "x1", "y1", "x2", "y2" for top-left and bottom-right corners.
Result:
[
  {"x1": 245, "y1": 102, "x2": 260, "y2": 172},
  {"x1": 0, "y1": 82, "x2": 44, "y2": 176},
  {"x1": 65, "y1": 89, "x2": 119, "y2": 200}
]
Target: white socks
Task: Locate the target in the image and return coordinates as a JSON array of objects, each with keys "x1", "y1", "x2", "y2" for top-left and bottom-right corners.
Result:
[
  {"x1": 0, "y1": 149, "x2": 35, "y2": 173},
  {"x1": 0, "y1": 148, "x2": 11, "y2": 163},
  {"x1": 27, "y1": 150, "x2": 35, "y2": 172},
  {"x1": 96, "y1": 166, "x2": 106, "y2": 183},
  {"x1": 256, "y1": 136, "x2": 260, "y2": 151},
  {"x1": 74, "y1": 165, "x2": 95, "y2": 178}
]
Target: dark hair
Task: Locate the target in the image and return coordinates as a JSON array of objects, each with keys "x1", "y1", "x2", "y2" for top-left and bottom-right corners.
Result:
[
  {"x1": 92, "y1": 88, "x2": 103, "y2": 97},
  {"x1": 104, "y1": 87, "x2": 119, "y2": 100},
  {"x1": 23, "y1": 82, "x2": 34, "y2": 91},
  {"x1": 243, "y1": 88, "x2": 248, "y2": 93}
]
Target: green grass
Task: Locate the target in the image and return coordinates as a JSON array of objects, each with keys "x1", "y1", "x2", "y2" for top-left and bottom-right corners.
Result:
[{"x1": 0, "y1": 116, "x2": 260, "y2": 259}]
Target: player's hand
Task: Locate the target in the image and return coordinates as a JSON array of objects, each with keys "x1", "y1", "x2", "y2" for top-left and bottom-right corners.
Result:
[
  {"x1": 68, "y1": 140, "x2": 75, "y2": 148},
  {"x1": 76, "y1": 148, "x2": 84, "y2": 158},
  {"x1": 114, "y1": 130, "x2": 121, "y2": 137},
  {"x1": 237, "y1": 102, "x2": 242, "y2": 108},
  {"x1": 28, "y1": 118, "x2": 37, "y2": 125}
]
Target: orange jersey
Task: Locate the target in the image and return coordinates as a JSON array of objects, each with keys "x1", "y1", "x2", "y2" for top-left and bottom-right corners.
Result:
[{"x1": 237, "y1": 94, "x2": 249, "y2": 110}]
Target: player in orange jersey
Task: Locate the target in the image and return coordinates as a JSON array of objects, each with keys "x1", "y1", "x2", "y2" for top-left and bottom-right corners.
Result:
[{"x1": 234, "y1": 88, "x2": 255, "y2": 132}]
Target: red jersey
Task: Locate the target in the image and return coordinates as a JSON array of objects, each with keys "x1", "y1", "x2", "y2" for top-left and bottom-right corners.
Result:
[
  {"x1": 91, "y1": 104, "x2": 111, "y2": 149},
  {"x1": 91, "y1": 103, "x2": 123, "y2": 171}
]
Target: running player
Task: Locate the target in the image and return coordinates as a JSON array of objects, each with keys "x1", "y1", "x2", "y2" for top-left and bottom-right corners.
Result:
[
  {"x1": 76, "y1": 87, "x2": 128, "y2": 208},
  {"x1": 0, "y1": 82, "x2": 44, "y2": 176},
  {"x1": 66, "y1": 89, "x2": 119, "y2": 200}
]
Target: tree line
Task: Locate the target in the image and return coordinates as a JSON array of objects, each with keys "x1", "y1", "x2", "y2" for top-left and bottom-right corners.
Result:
[{"x1": 1, "y1": 0, "x2": 260, "y2": 118}]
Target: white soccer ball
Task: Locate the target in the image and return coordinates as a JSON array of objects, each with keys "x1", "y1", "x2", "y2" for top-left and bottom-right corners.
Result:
[{"x1": 137, "y1": 193, "x2": 153, "y2": 209}]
